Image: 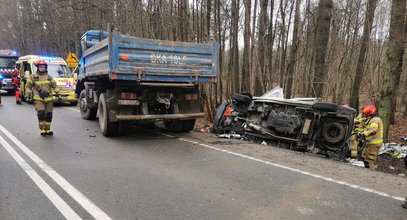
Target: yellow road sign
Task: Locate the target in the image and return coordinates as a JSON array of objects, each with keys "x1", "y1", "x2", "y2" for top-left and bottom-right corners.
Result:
[{"x1": 66, "y1": 52, "x2": 78, "y2": 68}]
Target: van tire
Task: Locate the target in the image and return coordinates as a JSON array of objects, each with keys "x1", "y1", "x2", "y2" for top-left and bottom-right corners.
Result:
[
  {"x1": 313, "y1": 102, "x2": 338, "y2": 112},
  {"x1": 321, "y1": 122, "x2": 346, "y2": 144}
]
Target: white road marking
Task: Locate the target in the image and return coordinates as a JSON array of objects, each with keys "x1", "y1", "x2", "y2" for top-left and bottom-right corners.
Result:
[
  {"x1": 154, "y1": 131, "x2": 405, "y2": 201},
  {"x1": 0, "y1": 125, "x2": 112, "y2": 220},
  {"x1": 63, "y1": 107, "x2": 80, "y2": 112},
  {"x1": 0, "y1": 135, "x2": 82, "y2": 220}
]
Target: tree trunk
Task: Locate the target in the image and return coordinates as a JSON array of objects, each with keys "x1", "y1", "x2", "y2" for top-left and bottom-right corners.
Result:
[
  {"x1": 312, "y1": 0, "x2": 333, "y2": 98},
  {"x1": 379, "y1": 0, "x2": 406, "y2": 141},
  {"x1": 255, "y1": 0, "x2": 268, "y2": 96},
  {"x1": 286, "y1": 0, "x2": 301, "y2": 98},
  {"x1": 241, "y1": 0, "x2": 251, "y2": 93},
  {"x1": 349, "y1": 0, "x2": 377, "y2": 110},
  {"x1": 231, "y1": 0, "x2": 240, "y2": 94}
]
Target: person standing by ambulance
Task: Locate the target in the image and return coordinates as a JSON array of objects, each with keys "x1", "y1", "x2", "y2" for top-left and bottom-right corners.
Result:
[
  {"x1": 12, "y1": 68, "x2": 22, "y2": 105},
  {"x1": 26, "y1": 60, "x2": 60, "y2": 135}
]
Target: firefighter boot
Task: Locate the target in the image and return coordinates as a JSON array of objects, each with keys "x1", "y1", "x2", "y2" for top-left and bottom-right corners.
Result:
[
  {"x1": 40, "y1": 130, "x2": 47, "y2": 135},
  {"x1": 46, "y1": 130, "x2": 53, "y2": 135}
]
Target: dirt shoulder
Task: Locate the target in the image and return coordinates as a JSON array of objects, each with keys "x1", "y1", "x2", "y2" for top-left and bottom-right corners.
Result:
[{"x1": 177, "y1": 131, "x2": 407, "y2": 199}]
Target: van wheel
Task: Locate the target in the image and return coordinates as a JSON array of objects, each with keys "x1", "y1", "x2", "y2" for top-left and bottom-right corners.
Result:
[
  {"x1": 98, "y1": 93, "x2": 118, "y2": 137},
  {"x1": 79, "y1": 90, "x2": 96, "y2": 120},
  {"x1": 321, "y1": 122, "x2": 346, "y2": 144}
]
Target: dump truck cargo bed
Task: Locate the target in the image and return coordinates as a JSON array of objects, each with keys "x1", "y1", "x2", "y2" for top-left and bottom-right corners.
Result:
[{"x1": 80, "y1": 30, "x2": 218, "y2": 83}]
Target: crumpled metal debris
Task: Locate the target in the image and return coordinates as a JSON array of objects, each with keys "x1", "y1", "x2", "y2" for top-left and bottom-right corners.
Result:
[
  {"x1": 346, "y1": 158, "x2": 366, "y2": 167},
  {"x1": 378, "y1": 143, "x2": 407, "y2": 158},
  {"x1": 217, "y1": 131, "x2": 242, "y2": 139}
]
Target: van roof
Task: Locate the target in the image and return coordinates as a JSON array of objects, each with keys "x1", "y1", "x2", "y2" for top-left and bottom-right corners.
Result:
[{"x1": 17, "y1": 55, "x2": 67, "y2": 65}]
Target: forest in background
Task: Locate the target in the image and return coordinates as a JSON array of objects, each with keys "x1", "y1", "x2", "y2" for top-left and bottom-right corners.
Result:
[{"x1": 0, "y1": 0, "x2": 405, "y2": 140}]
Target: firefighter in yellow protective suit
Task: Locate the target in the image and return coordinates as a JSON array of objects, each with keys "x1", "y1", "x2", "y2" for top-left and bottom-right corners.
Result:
[
  {"x1": 357, "y1": 105, "x2": 383, "y2": 169},
  {"x1": 26, "y1": 60, "x2": 60, "y2": 135},
  {"x1": 349, "y1": 113, "x2": 366, "y2": 158}
]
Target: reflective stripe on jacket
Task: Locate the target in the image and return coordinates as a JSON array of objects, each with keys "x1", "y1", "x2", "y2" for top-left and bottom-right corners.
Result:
[
  {"x1": 362, "y1": 116, "x2": 383, "y2": 145},
  {"x1": 26, "y1": 72, "x2": 60, "y2": 102}
]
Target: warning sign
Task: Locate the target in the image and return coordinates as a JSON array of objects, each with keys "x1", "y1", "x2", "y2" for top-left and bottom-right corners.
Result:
[{"x1": 66, "y1": 52, "x2": 79, "y2": 68}]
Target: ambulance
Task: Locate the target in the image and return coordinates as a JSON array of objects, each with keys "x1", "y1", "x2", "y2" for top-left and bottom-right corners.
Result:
[{"x1": 16, "y1": 55, "x2": 78, "y2": 105}]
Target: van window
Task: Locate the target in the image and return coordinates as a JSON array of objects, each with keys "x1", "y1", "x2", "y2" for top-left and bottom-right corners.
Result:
[
  {"x1": 35, "y1": 64, "x2": 72, "y2": 78},
  {"x1": 23, "y1": 62, "x2": 32, "y2": 74}
]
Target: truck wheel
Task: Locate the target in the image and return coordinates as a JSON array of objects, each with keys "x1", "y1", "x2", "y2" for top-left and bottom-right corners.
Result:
[
  {"x1": 165, "y1": 119, "x2": 195, "y2": 132},
  {"x1": 70, "y1": 101, "x2": 78, "y2": 106},
  {"x1": 98, "y1": 93, "x2": 118, "y2": 137},
  {"x1": 79, "y1": 90, "x2": 97, "y2": 120}
]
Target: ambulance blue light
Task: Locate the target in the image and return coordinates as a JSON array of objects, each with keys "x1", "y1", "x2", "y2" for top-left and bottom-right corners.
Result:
[{"x1": 38, "y1": 56, "x2": 59, "y2": 61}]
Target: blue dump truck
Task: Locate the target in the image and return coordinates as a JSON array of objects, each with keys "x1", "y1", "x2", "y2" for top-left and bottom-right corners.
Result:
[{"x1": 76, "y1": 30, "x2": 218, "y2": 136}]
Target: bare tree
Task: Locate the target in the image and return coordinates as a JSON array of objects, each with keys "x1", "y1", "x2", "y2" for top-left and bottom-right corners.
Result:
[
  {"x1": 349, "y1": 0, "x2": 378, "y2": 111},
  {"x1": 379, "y1": 0, "x2": 406, "y2": 141},
  {"x1": 313, "y1": 0, "x2": 333, "y2": 98},
  {"x1": 241, "y1": 0, "x2": 251, "y2": 92},
  {"x1": 285, "y1": 0, "x2": 301, "y2": 98}
]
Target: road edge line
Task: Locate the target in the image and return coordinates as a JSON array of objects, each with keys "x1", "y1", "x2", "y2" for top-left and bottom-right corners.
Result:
[
  {"x1": 0, "y1": 124, "x2": 112, "y2": 220},
  {"x1": 155, "y1": 131, "x2": 405, "y2": 201},
  {"x1": 0, "y1": 134, "x2": 82, "y2": 220}
]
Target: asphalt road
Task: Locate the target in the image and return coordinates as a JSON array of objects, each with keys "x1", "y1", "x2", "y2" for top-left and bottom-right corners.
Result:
[{"x1": 0, "y1": 95, "x2": 406, "y2": 220}]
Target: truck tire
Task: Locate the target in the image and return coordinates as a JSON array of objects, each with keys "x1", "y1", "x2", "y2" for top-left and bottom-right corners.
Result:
[
  {"x1": 70, "y1": 101, "x2": 78, "y2": 106},
  {"x1": 98, "y1": 93, "x2": 118, "y2": 137},
  {"x1": 165, "y1": 119, "x2": 195, "y2": 132},
  {"x1": 79, "y1": 90, "x2": 97, "y2": 120}
]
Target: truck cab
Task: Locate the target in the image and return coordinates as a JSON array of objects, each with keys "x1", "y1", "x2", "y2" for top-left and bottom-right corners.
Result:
[
  {"x1": 0, "y1": 50, "x2": 19, "y2": 93},
  {"x1": 16, "y1": 55, "x2": 78, "y2": 105}
]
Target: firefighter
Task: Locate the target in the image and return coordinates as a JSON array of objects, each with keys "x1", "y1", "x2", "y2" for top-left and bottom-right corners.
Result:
[
  {"x1": 357, "y1": 105, "x2": 383, "y2": 169},
  {"x1": 12, "y1": 68, "x2": 22, "y2": 105},
  {"x1": 349, "y1": 113, "x2": 366, "y2": 158},
  {"x1": 26, "y1": 60, "x2": 60, "y2": 135}
]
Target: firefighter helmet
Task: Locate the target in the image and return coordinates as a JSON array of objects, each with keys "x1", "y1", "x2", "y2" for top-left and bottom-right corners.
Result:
[
  {"x1": 34, "y1": 59, "x2": 48, "y2": 68},
  {"x1": 362, "y1": 105, "x2": 376, "y2": 116}
]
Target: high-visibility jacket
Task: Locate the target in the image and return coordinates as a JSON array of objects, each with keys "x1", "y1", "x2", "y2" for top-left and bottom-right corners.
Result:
[
  {"x1": 354, "y1": 113, "x2": 366, "y2": 132},
  {"x1": 362, "y1": 116, "x2": 383, "y2": 145},
  {"x1": 26, "y1": 72, "x2": 60, "y2": 102}
]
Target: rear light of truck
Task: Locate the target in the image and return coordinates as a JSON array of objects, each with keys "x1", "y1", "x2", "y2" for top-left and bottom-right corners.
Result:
[
  {"x1": 120, "y1": 54, "x2": 129, "y2": 61},
  {"x1": 121, "y1": 92, "x2": 138, "y2": 99},
  {"x1": 185, "y1": 94, "x2": 198, "y2": 100}
]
